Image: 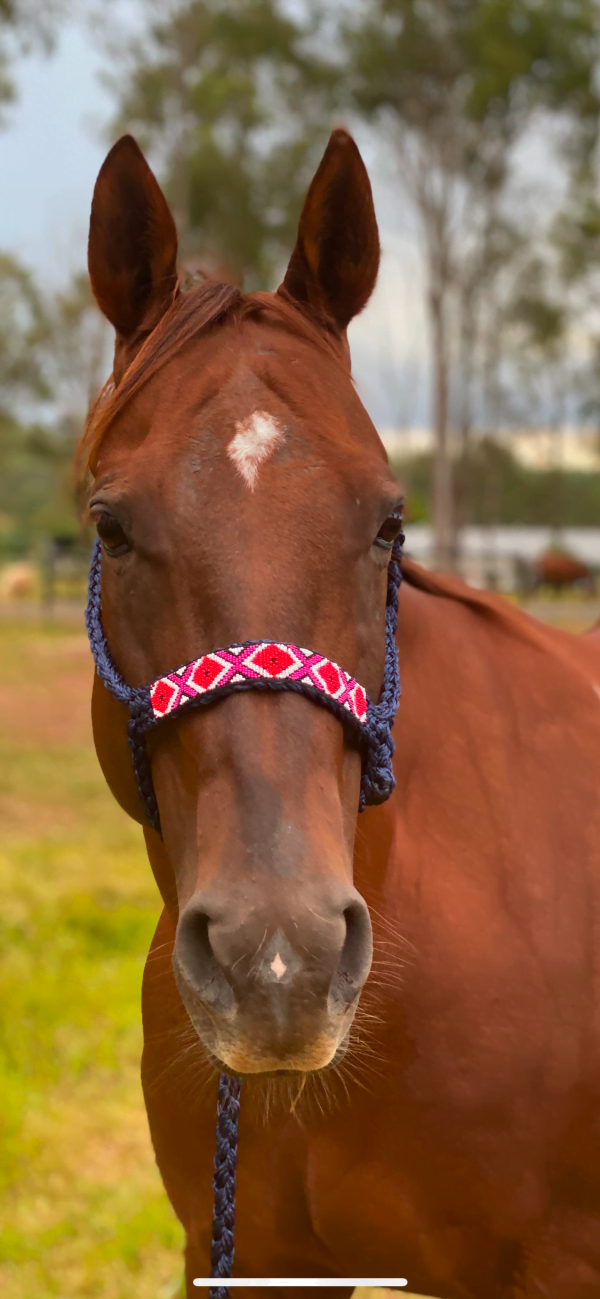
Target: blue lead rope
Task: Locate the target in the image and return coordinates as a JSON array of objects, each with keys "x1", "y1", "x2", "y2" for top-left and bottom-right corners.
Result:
[{"x1": 209, "y1": 1074, "x2": 242, "y2": 1298}]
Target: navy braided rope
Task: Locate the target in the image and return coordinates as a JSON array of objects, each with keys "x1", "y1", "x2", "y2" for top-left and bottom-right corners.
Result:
[
  {"x1": 85, "y1": 541, "x2": 161, "y2": 830},
  {"x1": 209, "y1": 1073, "x2": 242, "y2": 1297},
  {"x1": 359, "y1": 538, "x2": 402, "y2": 810}
]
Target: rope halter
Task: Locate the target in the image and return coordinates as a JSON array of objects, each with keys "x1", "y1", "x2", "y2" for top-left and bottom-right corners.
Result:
[
  {"x1": 85, "y1": 535, "x2": 403, "y2": 837},
  {"x1": 84, "y1": 533, "x2": 403, "y2": 1292}
]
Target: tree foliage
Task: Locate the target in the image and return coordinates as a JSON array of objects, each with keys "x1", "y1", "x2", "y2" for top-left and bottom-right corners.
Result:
[
  {"x1": 397, "y1": 440, "x2": 600, "y2": 529},
  {"x1": 104, "y1": 0, "x2": 336, "y2": 287},
  {"x1": 0, "y1": 0, "x2": 66, "y2": 116},
  {"x1": 0, "y1": 262, "x2": 110, "y2": 544},
  {"x1": 343, "y1": 0, "x2": 600, "y2": 565},
  {"x1": 346, "y1": 0, "x2": 600, "y2": 183},
  {"x1": 0, "y1": 253, "x2": 48, "y2": 418},
  {"x1": 5, "y1": 1, "x2": 600, "y2": 555}
]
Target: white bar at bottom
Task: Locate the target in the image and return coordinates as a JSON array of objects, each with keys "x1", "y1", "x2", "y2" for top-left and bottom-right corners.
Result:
[{"x1": 193, "y1": 1280, "x2": 408, "y2": 1287}]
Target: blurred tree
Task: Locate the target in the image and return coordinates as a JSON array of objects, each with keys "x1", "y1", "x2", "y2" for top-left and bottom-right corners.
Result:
[
  {"x1": 0, "y1": 0, "x2": 77, "y2": 554},
  {"x1": 24, "y1": 273, "x2": 111, "y2": 538},
  {"x1": 452, "y1": 214, "x2": 526, "y2": 534},
  {"x1": 344, "y1": 0, "x2": 600, "y2": 568},
  {"x1": 0, "y1": 253, "x2": 51, "y2": 548},
  {"x1": 551, "y1": 190, "x2": 600, "y2": 428},
  {"x1": 41, "y1": 271, "x2": 111, "y2": 436},
  {"x1": 0, "y1": 262, "x2": 110, "y2": 546},
  {"x1": 0, "y1": 251, "x2": 48, "y2": 418},
  {"x1": 497, "y1": 253, "x2": 571, "y2": 536},
  {"x1": 102, "y1": 0, "x2": 335, "y2": 288},
  {"x1": 0, "y1": 0, "x2": 67, "y2": 117},
  {"x1": 395, "y1": 440, "x2": 600, "y2": 528}
]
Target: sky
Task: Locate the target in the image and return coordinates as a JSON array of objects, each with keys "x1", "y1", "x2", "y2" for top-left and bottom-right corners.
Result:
[
  {"x1": 0, "y1": 14, "x2": 429, "y2": 430},
  {"x1": 0, "y1": 24, "x2": 110, "y2": 282}
]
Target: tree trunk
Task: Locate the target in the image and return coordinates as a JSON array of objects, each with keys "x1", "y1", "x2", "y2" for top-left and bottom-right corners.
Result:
[
  {"x1": 430, "y1": 287, "x2": 454, "y2": 570},
  {"x1": 453, "y1": 286, "x2": 476, "y2": 549}
]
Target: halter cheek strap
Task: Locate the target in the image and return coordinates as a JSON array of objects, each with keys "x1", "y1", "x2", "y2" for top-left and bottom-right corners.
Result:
[{"x1": 85, "y1": 536, "x2": 403, "y2": 837}]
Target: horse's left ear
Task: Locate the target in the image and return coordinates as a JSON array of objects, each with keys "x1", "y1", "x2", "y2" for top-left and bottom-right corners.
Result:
[{"x1": 279, "y1": 129, "x2": 380, "y2": 331}]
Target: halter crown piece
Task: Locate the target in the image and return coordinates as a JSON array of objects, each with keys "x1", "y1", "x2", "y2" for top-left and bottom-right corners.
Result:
[{"x1": 85, "y1": 534, "x2": 403, "y2": 1296}]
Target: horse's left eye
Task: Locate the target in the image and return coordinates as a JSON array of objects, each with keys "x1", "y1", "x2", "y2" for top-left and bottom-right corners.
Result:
[{"x1": 374, "y1": 511, "x2": 404, "y2": 551}]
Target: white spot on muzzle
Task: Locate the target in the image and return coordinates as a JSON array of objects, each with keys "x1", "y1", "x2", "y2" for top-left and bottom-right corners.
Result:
[
  {"x1": 270, "y1": 952, "x2": 287, "y2": 979},
  {"x1": 227, "y1": 411, "x2": 283, "y2": 490}
]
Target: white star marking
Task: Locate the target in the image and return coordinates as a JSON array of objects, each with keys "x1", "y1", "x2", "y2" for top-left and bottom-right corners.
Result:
[
  {"x1": 227, "y1": 411, "x2": 283, "y2": 491},
  {"x1": 270, "y1": 953, "x2": 287, "y2": 979}
]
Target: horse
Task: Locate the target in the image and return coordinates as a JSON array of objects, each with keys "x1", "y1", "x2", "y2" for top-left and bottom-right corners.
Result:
[
  {"x1": 82, "y1": 130, "x2": 600, "y2": 1299},
  {"x1": 533, "y1": 549, "x2": 596, "y2": 597}
]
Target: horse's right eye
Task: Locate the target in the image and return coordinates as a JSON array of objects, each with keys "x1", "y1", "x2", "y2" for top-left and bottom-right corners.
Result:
[{"x1": 93, "y1": 510, "x2": 130, "y2": 557}]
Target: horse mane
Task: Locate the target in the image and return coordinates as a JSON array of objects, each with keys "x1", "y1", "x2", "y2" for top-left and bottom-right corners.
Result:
[
  {"x1": 401, "y1": 555, "x2": 592, "y2": 657},
  {"x1": 401, "y1": 555, "x2": 512, "y2": 621},
  {"x1": 77, "y1": 277, "x2": 342, "y2": 482}
]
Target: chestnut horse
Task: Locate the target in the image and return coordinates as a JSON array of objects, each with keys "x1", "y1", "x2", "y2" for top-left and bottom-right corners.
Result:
[
  {"x1": 534, "y1": 550, "x2": 596, "y2": 596},
  {"x1": 82, "y1": 131, "x2": 600, "y2": 1299}
]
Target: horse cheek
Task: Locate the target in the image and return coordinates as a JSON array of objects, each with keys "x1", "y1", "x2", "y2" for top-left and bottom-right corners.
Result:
[{"x1": 91, "y1": 672, "x2": 144, "y2": 823}]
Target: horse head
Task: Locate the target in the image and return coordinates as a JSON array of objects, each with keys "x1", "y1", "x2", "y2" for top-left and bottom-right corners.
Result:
[{"x1": 84, "y1": 129, "x2": 402, "y2": 1076}]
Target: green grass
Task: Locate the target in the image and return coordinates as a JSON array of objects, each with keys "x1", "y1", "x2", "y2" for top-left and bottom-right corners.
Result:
[{"x1": 0, "y1": 616, "x2": 185, "y2": 1299}]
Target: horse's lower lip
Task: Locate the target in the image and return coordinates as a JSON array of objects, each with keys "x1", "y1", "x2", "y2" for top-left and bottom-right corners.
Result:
[{"x1": 204, "y1": 1032, "x2": 351, "y2": 1080}]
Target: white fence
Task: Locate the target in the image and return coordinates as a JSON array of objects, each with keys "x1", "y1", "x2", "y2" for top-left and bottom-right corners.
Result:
[{"x1": 403, "y1": 526, "x2": 600, "y2": 590}]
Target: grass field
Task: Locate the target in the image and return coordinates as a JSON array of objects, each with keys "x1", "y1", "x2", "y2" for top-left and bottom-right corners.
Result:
[{"x1": 0, "y1": 615, "x2": 185, "y2": 1298}]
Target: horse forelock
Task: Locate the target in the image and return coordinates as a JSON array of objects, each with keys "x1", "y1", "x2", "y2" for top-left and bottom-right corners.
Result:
[{"x1": 76, "y1": 278, "x2": 345, "y2": 489}]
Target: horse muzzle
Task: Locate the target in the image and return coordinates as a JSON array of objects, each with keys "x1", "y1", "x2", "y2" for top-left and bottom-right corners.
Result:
[{"x1": 171, "y1": 885, "x2": 373, "y2": 1073}]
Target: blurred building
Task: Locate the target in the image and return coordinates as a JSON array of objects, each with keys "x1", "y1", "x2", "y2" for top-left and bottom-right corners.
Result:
[{"x1": 381, "y1": 426, "x2": 600, "y2": 470}]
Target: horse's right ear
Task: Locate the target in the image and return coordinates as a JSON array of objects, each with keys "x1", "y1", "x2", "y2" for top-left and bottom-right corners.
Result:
[{"x1": 88, "y1": 135, "x2": 178, "y2": 341}]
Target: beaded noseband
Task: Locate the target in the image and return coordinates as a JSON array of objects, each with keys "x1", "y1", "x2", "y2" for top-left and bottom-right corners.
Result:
[{"x1": 85, "y1": 533, "x2": 403, "y2": 1294}]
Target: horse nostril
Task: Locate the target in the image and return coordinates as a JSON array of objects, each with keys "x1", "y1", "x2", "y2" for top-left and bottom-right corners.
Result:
[
  {"x1": 329, "y1": 898, "x2": 373, "y2": 1008},
  {"x1": 174, "y1": 902, "x2": 235, "y2": 1015},
  {"x1": 175, "y1": 891, "x2": 372, "y2": 1025}
]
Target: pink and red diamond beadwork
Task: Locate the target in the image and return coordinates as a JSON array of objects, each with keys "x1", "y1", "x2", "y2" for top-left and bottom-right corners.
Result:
[{"x1": 149, "y1": 641, "x2": 368, "y2": 726}]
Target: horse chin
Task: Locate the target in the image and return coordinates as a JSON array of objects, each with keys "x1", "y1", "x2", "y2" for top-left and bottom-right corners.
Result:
[
  {"x1": 199, "y1": 1036, "x2": 342, "y2": 1078},
  {"x1": 201, "y1": 1044, "x2": 350, "y2": 1081},
  {"x1": 188, "y1": 1014, "x2": 354, "y2": 1079}
]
